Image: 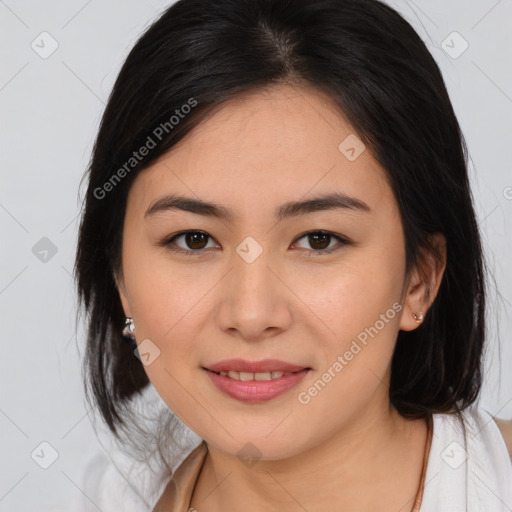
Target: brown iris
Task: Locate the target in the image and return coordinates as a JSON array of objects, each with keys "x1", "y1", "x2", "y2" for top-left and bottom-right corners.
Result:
[
  {"x1": 185, "y1": 232, "x2": 209, "y2": 250},
  {"x1": 306, "y1": 232, "x2": 331, "y2": 250}
]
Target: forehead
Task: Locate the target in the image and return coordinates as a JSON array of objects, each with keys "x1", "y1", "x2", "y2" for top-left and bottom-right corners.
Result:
[{"x1": 127, "y1": 84, "x2": 394, "y2": 220}]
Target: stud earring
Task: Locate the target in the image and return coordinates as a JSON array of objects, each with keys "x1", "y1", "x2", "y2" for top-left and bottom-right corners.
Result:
[
  {"x1": 122, "y1": 317, "x2": 136, "y2": 343},
  {"x1": 412, "y1": 311, "x2": 424, "y2": 324}
]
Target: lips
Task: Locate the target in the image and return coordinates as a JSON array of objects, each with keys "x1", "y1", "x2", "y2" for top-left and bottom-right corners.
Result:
[
  {"x1": 204, "y1": 358, "x2": 310, "y2": 374},
  {"x1": 204, "y1": 367, "x2": 311, "y2": 402}
]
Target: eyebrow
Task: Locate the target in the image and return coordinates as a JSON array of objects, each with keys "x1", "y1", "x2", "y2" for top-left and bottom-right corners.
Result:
[{"x1": 144, "y1": 192, "x2": 372, "y2": 221}]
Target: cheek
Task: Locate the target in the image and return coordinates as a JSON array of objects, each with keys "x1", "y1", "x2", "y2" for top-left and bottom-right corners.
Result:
[
  {"x1": 296, "y1": 250, "x2": 403, "y2": 340},
  {"x1": 296, "y1": 250, "x2": 403, "y2": 397},
  {"x1": 123, "y1": 239, "x2": 206, "y2": 332},
  {"x1": 294, "y1": 312, "x2": 400, "y2": 438},
  {"x1": 124, "y1": 262, "x2": 207, "y2": 416}
]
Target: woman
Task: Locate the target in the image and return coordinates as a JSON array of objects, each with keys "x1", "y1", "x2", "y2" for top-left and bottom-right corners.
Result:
[{"x1": 75, "y1": 0, "x2": 512, "y2": 510}]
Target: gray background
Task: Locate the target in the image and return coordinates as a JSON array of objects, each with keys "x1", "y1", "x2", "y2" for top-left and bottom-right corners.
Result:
[{"x1": 0, "y1": 0, "x2": 511, "y2": 510}]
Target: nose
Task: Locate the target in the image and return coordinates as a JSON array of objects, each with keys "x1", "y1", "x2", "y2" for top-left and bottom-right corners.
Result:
[{"x1": 215, "y1": 250, "x2": 293, "y2": 342}]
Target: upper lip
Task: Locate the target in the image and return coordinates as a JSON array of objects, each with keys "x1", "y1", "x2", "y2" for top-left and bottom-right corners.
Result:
[{"x1": 204, "y1": 359, "x2": 310, "y2": 373}]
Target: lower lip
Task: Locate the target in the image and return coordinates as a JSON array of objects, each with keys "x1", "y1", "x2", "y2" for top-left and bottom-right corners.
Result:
[{"x1": 204, "y1": 368, "x2": 310, "y2": 403}]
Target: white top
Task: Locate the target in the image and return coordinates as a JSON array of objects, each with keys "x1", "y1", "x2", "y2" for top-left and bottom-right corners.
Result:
[
  {"x1": 421, "y1": 405, "x2": 512, "y2": 511},
  {"x1": 81, "y1": 398, "x2": 512, "y2": 511}
]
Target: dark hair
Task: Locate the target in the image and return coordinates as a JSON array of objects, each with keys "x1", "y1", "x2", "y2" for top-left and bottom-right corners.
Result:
[{"x1": 75, "y1": 0, "x2": 489, "y2": 448}]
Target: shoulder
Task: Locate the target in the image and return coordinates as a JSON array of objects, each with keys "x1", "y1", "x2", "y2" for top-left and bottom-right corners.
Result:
[
  {"x1": 152, "y1": 440, "x2": 208, "y2": 511},
  {"x1": 432, "y1": 407, "x2": 512, "y2": 465},
  {"x1": 492, "y1": 417, "x2": 512, "y2": 461},
  {"x1": 422, "y1": 407, "x2": 512, "y2": 511}
]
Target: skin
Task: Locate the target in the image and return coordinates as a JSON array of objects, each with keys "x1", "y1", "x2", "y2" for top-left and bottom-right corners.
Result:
[
  {"x1": 494, "y1": 418, "x2": 512, "y2": 460},
  {"x1": 116, "y1": 83, "x2": 449, "y2": 511}
]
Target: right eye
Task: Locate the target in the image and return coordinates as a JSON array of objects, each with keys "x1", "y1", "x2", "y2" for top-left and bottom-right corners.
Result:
[{"x1": 159, "y1": 230, "x2": 219, "y2": 255}]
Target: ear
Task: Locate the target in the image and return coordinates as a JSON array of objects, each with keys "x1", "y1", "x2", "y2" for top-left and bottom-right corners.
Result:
[
  {"x1": 114, "y1": 271, "x2": 133, "y2": 318},
  {"x1": 400, "y1": 232, "x2": 446, "y2": 332}
]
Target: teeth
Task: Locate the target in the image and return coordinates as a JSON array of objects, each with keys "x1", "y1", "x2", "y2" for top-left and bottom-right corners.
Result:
[{"x1": 218, "y1": 370, "x2": 294, "y2": 380}]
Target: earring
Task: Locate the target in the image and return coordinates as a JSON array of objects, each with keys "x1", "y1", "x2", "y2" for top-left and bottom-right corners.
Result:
[
  {"x1": 412, "y1": 311, "x2": 424, "y2": 324},
  {"x1": 122, "y1": 317, "x2": 136, "y2": 343}
]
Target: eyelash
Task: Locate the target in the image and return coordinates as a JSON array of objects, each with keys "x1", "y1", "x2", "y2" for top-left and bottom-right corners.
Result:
[{"x1": 158, "y1": 230, "x2": 351, "y2": 256}]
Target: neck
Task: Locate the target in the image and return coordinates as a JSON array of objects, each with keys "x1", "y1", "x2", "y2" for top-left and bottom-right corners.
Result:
[{"x1": 191, "y1": 399, "x2": 429, "y2": 512}]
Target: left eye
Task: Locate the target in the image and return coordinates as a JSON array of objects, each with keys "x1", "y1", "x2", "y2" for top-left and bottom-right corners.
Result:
[{"x1": 293, "y1": 231, "x2": 347, "y2": 252}]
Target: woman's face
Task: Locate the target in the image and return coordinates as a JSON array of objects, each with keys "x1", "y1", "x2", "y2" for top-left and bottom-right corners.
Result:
[{"x1": 117, "y1": 84, "x2": 428, "y2": 459}]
